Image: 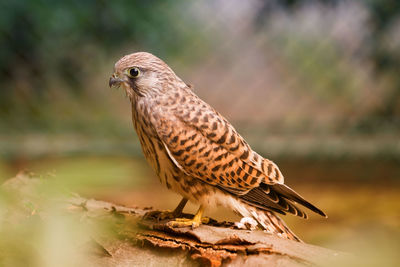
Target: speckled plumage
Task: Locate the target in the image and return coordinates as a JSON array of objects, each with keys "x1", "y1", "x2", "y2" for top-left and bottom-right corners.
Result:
[{"x1": 109, "y1": 52, "x2": 326, "y2": 242}]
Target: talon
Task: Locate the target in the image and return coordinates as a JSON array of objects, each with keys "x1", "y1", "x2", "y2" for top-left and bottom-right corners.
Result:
[
  {"x1": 142, "y1": 198, "x2": 189, "y2": 222},
  {"x1": 174, "y1": 218, "x2": 188, "y2": 222},
  {"x1": 166, "y1": 205, "x2": 205, "y2": 229},
  {"x1": 166, "y1": 218, "x2": 200, "y2": 228}
]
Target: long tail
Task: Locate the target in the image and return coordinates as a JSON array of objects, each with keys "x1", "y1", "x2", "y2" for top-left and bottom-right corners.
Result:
[
  {"x1": 233, "y1": 200, "x2": 302, "y2": 242},
  {"x1": 239, "y1": 183, "x2": 327, "y2": 219}
]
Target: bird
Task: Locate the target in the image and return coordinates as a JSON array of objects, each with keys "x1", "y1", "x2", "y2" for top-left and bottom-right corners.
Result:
[{"x1": 109, "y1": 52, "x2": 327, "y2": 242}]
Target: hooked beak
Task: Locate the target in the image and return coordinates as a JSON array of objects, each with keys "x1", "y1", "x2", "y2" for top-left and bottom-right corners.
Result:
[{"x1": 109, "y1": 74, "x2": 124, "y2": 88}]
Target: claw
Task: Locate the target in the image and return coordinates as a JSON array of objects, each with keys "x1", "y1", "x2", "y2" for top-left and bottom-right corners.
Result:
[
  {"x1": 166, "y1": 205, "x2": 207, "y2": 229},
  {"x1": 167, "y1": 218, "x2": 200, "y2": 228},
  {"x1": 142, "y1": 198, "x2": 189, "y2": 222}
]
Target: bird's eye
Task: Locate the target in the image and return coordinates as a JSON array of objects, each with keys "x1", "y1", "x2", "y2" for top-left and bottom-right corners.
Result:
[{"x1": 128, "y1": 67, "x2": 140, "y2": 78}]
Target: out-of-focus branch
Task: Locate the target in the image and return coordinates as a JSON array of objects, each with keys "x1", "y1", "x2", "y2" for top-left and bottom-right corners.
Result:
[{"x1": 2, "y1": 172, "x2": 348, "y2": 267}]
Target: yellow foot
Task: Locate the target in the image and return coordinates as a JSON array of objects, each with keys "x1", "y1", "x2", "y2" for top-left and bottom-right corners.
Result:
[
  {"x1": 166, "y1": 217, "x2": 210, "y2": 228},
  {"x1": 143, "y1": 210, "x2": 177, "y2": 222}
]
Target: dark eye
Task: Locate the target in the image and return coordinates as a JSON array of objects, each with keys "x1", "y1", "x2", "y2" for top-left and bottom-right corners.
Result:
[{"x1": 128, "y1": 67, "x2": 140, "y2": 78}]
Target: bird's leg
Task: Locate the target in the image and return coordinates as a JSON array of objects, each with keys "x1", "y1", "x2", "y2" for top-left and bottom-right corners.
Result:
[
  {"x1": 143, "y1": 197, "x2": 188, "y2": 221},
  {"x1": 172, "y1": 197, "x2": 188, "y2": 217},
  {"x1": 167, "y1": 205, "x2": 209, "y2": 228}
]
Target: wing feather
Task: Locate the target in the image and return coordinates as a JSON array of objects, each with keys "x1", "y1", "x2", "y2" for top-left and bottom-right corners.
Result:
[
  {"x1": 153, "y1": 99, "x2": 274, "y2": 194},
  {"x1": 152, "y1": 91, "x2": 283, "y2": 190},
  {"x1": 150, "y1": 90, "x2": 325, "y2": 217}
]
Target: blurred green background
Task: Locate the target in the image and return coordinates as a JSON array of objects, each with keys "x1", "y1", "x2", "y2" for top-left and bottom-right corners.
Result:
[{"x1": 0, "y1": 0, "x2": 399, "y2": 265}]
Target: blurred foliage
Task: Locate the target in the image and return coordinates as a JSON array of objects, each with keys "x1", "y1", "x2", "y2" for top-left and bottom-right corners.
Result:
[
  {"x1": 0, "y1": 0, "x2": 207, "y2": 134},
  {"x1": 0, "y1": 173, "x2": 127, "y2": 267},
  {"x1": 0, "y1": 0, "x2": 201, "y2": 89},
  {"x1": 256, "y1": 0, "x2": 400, "y2": 132},
  {"x1": 0, "y1": 0, "x2": 399, "y2": 136}
]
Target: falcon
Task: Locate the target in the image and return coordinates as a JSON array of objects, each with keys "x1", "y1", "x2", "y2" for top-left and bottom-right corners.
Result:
[{"x1": 109, "y1": 52, "x2": 327, "y2": 241}]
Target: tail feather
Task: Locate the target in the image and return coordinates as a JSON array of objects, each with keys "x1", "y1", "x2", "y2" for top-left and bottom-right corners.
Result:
[
  {"x1": 234, "y1": 200, "x2": 302, "y2": 242},
  {"x1": 271, "y1": 184, "x2": 327, "y2": 218},
  {"x1": 239, "y1": 183, "x2": 327, "y2": 219},
  {"x1": 240, "y1": 185, "x2": 310, "y2": 219}
]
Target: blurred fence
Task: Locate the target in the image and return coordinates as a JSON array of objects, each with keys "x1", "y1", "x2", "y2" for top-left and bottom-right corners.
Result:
[{"x1": 1, "y1": 0, "x2": 399, "y2": 158}]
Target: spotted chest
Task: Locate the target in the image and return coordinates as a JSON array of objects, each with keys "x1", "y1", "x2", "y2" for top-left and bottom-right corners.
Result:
[
  {"x1": 130, "y1": 99, "x2": 228, "y2": 206},
  {"x1": 130, "y1": 100, "x2": 196, "y2": 197},
  {"x1": 131, "y1": 101, "x2": 166, "y2": 179}
]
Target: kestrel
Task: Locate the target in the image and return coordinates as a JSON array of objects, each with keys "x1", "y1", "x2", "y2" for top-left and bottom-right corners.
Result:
[{"x1": 109, "y1": 52, "x2": 326, "y2": 242}]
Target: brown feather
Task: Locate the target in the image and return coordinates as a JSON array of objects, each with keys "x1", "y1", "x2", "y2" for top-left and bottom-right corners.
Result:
[
  {"x1": 111, "y1": 52, "x2": 326, "y2": 243},
  {"x1": 270, "y1": 184, "x2": 327, "y2": 218}
]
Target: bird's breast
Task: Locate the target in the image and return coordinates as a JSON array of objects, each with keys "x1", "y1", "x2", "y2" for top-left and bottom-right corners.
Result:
[{"x1": 130, "y1": 101, "x2": 178, "y2": 185}]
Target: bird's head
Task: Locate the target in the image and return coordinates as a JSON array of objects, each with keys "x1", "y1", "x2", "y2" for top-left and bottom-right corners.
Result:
[{"x1": 109, "y1": 52, "x2": 183, "y2": 98}]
